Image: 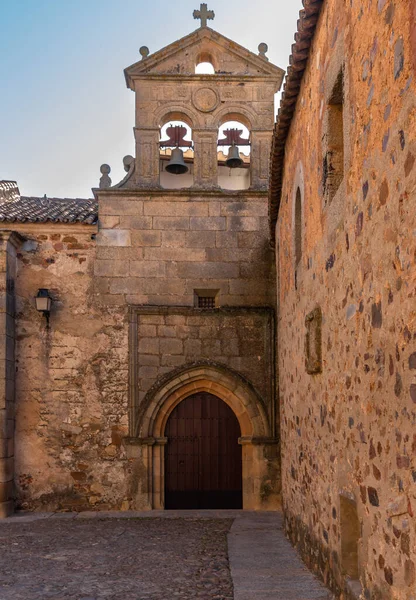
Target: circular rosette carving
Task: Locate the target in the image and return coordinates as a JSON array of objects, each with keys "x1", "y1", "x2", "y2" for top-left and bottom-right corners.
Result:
[{"x1": 192, "y1": 87, "x2": 220, "y2": 113}]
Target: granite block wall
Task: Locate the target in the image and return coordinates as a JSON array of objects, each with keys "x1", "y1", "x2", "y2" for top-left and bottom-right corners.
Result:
[{"x1": 95, "y1": 191, "x2": 275, "y2": 308}]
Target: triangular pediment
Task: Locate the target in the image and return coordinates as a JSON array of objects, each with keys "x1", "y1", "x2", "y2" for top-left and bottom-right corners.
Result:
[{"x1": 125, "y1": 27, "x2": 284, "y2": 87}]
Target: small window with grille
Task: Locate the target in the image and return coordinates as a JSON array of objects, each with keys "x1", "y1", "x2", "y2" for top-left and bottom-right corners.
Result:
[
  {"x1": 194, "y1": 289, "x2": 219, "y2": 309},
  {"x1": 198, "y1": 296, "x2": 216, "y2": 309}
]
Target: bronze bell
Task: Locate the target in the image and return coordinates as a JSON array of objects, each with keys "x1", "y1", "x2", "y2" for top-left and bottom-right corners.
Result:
[
  {"x1": 226, "y1": 144, "x2": 243, "y2": 169},
  {"x1": 165, "y1": 147, "x2": 189, "y2": 175}
]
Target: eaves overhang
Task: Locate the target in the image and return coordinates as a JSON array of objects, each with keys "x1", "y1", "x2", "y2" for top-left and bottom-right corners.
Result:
[{"x1": 269, "y1": 0, "x2": 323, "y2": 246}]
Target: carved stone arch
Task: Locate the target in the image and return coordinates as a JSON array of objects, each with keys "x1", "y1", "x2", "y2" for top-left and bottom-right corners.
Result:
[
  {"x1": 194, "y1": 49, "x2": 218, "y2": 72},
  {"x1": 214, "y1": 106, "x2": 254, "y2": 190},
  {"x1": 136, "y1": 361, "x2": 270, "y2": 439},
  {"x1": 154, "y1": 105, "x2": 199, "y2": 129},
  {"x1": 126, "y1": 361, "x2": 279, "y2": 511},
  {"x1": 214, "y1": 105, "x2": 256, "y2": 130}
]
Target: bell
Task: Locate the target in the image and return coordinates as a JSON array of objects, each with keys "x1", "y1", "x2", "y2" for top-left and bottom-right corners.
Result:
[
  {"x1": 165, "y1": 148, "x2": 189, "y2": 175},
  {"x1": 226, "y1": 145, "x2": 243, "y2": 169}
]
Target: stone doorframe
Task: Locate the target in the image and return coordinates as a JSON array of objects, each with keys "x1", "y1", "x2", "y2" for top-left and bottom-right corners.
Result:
[{"x1": 124, "y1": 363, "x2": 280, "y2": 510}]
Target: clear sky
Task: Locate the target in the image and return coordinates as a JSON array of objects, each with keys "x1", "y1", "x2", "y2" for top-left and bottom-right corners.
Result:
[{"x1": 0, "y1": 0, "x2": 302, "y2": 198}]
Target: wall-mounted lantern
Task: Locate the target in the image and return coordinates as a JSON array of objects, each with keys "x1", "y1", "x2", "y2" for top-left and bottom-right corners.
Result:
[{"x1": 36, "y1": 289, "x2": 52, "y2": 325}]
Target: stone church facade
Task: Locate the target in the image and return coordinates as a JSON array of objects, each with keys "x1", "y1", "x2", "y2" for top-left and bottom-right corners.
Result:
[{"x1": 270, "y1": 0, "x2": 416, "y2": 598}]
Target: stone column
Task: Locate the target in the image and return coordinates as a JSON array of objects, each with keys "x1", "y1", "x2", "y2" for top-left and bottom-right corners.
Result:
[
  {"x1": 134, "y1": 127, "x2": 160, "y2": 187},
  {"x1": 240, "y1": 437, "x2": 281, "y2": 510},
  {"x1": 152, "y1": 438, "x2": 167, "y2": 509},
  {"x1": 250, "y1": 130, "x2": 273, "y2": 190},
  {"x1": 124, "y1": 437, "x2": 154, "y2": 510},
  {"x1": 0, "y1": 232, "x2": 22, "y2": 518},
  {"x1": 192, "y1": 129, "x2": 219, "y2": 189},
  {"x1": 124, "y1": 436, "x2": 168, "y2": 510}
]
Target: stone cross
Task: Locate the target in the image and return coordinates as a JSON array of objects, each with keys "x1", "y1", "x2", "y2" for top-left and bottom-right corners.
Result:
[{"x1": 193, "y1": 4, "x2": 215, "y2": 28}]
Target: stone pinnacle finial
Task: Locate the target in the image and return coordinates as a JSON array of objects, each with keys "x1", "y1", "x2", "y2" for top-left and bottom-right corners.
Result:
[
  {"x1": 258, "y1": 43, "x2": 269, "y2": 61},
  {"x1": 193, "y1": 4, "x2": 215, "y2": 28},
  {"x1": 99, "y1": 164, "x2": 112, "y2": 189},
  {"x1": 123, "y1": 155, "x2": 135, "y2": 173},
  {"x1": 140, "y1": 46, "x2": 150, "y2": 60}
]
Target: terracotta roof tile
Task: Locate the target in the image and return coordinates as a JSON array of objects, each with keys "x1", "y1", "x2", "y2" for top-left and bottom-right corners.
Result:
[
  {"x1": 0, "y1": 181, "x2": 20, "y2": 203},
  {"x1": 0, "y1": 181, "x2": 98, "y2": 225}
]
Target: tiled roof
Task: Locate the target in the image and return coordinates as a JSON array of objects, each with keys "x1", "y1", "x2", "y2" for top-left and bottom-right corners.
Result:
[
  {"x1": 269, "y1": 0, "x2": 323, "y2": 245},
  {"x1": 0, "y1": 182, "x2": 98, "y2": 225},
  {"x1": 0, "y1": 181, "x2": 20, "y2": 203}
]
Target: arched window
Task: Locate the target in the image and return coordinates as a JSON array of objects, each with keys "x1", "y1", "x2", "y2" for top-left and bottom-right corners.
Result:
[
  {"x1": 159, "y1": 120, "x2": 194, "y2": 189},
  {"x1": 294, "y1": 187, "x2": 302, "y2": 269},
  {"x1": 195, "y1": 52, "x2": 216, "y2": 74},
  {"x1": 217, "y1": 120, "x2": 251, "y2": 191},
  {"x1": 324, "y1": 68, "x2": 344, "y2": 204}
]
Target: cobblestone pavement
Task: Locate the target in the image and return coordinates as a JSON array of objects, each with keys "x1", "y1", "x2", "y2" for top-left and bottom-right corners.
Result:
[
  {"x1": 0, "y1": 511, "x2": 334, "y2": 600},
  {"x1": 0, "y1": 517, "x2": 234, "y2": 600}
]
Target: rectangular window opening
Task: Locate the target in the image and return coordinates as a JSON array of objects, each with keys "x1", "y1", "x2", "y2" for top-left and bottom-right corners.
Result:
[{"x1": 194, "y1": 289, "x2": 219, "y2": 309}]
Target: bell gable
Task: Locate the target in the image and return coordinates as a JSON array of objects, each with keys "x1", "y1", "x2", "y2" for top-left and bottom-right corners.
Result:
[{"x1": 125, "y1": 27, "x2": 284, "y2": 89}]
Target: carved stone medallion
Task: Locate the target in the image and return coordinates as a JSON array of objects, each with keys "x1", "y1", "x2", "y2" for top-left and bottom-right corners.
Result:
[{"x1": 192, "y1": 87, "x2": 220, "y2": 113}]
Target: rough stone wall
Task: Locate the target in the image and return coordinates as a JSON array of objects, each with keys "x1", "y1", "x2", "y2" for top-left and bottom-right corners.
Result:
[
  {"x1": 276, "y1": 0, "x2": 415, "y2": 598},
  {"x1": 13, "y1": 227, "x2": 132, "y2": 511}
]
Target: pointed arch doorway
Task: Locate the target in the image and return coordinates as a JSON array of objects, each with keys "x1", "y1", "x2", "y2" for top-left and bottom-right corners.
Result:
[{"x1": 165, "y1": 392, "x2": 243, "y2": 509}]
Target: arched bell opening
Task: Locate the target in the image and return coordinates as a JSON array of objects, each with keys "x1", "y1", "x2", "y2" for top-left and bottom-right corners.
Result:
[
  {"x1": 195, "y1": 51, "x2": 217, "y2": 74},
  {"x1": 217, "y1": 119, "x2": 251, "y2": 190},
  {"x1": 159, "y1": 118, "x2": 194, "y2": 189},
  {"x1": 164, "y1": 392, "x2": 243, "y2": 509}
]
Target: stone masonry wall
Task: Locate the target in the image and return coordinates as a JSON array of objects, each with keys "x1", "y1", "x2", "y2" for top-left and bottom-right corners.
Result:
[
  {"x1": 13, "y1": 226, "x2": 132, "y2": 511},
  {"x1": 131, "y1": 306, "x2": 275, "y2": 427},
  {"x1": 96, "y1": 190, "x2": 274, "y2": 308},
  {"x1": 276, "y1": 1, "x2": 415, "y2": 599},
  {"x1": 12, "y1": 189, "x2": 275, "y2": 511}
]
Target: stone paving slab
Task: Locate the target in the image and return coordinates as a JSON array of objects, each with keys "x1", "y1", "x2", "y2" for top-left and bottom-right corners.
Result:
[{"x1": 228, "y1": 512, "x2": 334, "y2": 600}]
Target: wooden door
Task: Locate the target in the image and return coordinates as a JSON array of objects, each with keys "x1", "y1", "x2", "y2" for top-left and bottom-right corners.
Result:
[{"x1": 165, "y1": 392, "x2": 242, "y2": 509}]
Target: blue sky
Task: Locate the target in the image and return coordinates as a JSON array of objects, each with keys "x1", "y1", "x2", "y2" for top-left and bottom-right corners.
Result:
[{"x1": 1, "y1": 0, "x2": 302, "y2": 198}]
